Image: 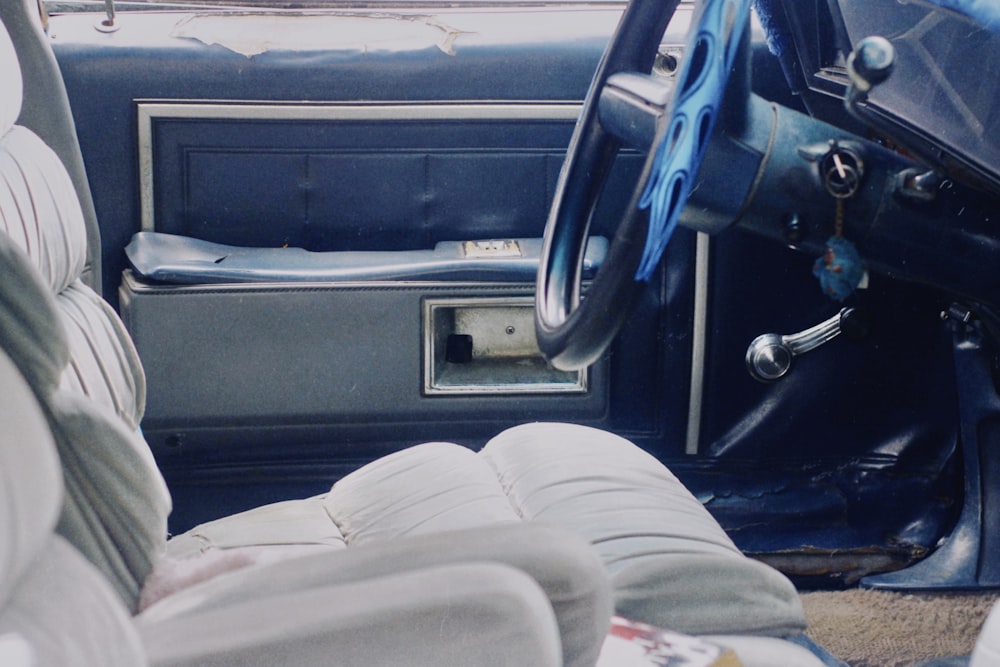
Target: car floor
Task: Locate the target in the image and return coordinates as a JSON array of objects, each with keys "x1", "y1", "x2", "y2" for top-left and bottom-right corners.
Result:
[{"x1": 801, "y1": 589, "x2": 999, "y2": 666}]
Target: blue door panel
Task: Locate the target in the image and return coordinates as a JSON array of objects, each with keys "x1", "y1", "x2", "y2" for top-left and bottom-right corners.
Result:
[
  {"x1": 146, "y1": 114, "x2": 629, "y2": 250},
  {"x1": 48, "y1": 9, "x2": 621, "y2": 301}
]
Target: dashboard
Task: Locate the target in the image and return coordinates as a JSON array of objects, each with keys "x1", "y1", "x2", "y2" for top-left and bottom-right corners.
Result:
[
  {"x1": 728, "y1": 0, "x2": 1000, "y2": 310},
  {"x1": 779, "y1": 0, "x2": 1000, "y2": 194}
]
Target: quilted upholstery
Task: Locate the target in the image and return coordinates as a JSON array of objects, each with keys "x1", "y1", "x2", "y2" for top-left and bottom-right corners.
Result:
[
  {"x1": 0, "y1": 18, "x2": 167, "y2": 606},
  {"x1": 0, "y1": 351, "x2": 62, "y2": 603},
  {"x1": 0, "y1": 19, "x2": 141, "y2": 427},
  {"x1": 0, "y1": 125, "x2": 87, "y2": 294},
  {"x1": 169, "y1": 423, "x2": 809, "y2": 643},
  {"x1": 0, "y1": 348, "x2": 149, "y2": 667},
  {"x1": 0, "y1": 329, "x2": 585, "y2": 667},
  {"x1": 1, "y1": 536, "x2": 150, "y2": 667}
]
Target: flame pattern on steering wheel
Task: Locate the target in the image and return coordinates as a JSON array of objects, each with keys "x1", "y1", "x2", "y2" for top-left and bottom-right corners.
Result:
[{"x1": 635, "y1": 0, "x2": 751, "y2": 281}]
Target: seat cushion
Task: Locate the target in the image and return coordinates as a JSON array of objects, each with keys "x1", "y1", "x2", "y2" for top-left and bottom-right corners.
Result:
[
  {"x1": 150, "y1": 523, "x2": 610, "y2": 667},
  {"x1": 159, "y1": 450, "x2": 612, "y2": 667},
  {"x1": 166, "y1": 495, "x2": 346, "y2": 559},
  {"x1": 0, "y1": 536, "x2": 147, "y2": 667},
  {"x1": 482, "y1": 422, "x2": 744, "y2": 571},
  {"x1": 611, "y1": 554, "x2": 808, "y2": 637},
  {"x1": 482, "y1": 423, "x2": 807, "y2": 638},
  {"x1": 0, "y1": 349, "x2": 63, "y2": 601},
  {"x1": 323, "y1": 441, "x2": 521, "y2": 543},
  {"x1": 49, "y1": 389, "x2": 171, "y2": 613},
  {"x1": 167, "y1": 422, "x2": 807, "y2": 642},
  {"x1": 140, "y1": 561, "x2": 561, "y2": 667}
]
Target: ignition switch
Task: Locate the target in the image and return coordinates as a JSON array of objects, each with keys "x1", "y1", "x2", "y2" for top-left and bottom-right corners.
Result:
[
  {"x1": 796, "y1": 139, "x2": 866, "y2": 197},
  {"x1": 822, "y1": 142, "x2": 863, "y2": 199}
]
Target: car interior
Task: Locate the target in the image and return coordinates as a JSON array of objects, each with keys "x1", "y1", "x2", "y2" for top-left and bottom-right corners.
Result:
[{"x1": 2, "y1": 0, "x2": 1000, "y2": 664}]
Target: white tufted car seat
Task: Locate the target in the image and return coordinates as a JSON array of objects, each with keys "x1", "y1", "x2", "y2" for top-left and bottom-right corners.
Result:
[
  {"x1": 0, "y1": 1, "x2": 834, "y2": 665},
  {"x1": 0, "y1": 318, "x2": 610, "y2": 665}
]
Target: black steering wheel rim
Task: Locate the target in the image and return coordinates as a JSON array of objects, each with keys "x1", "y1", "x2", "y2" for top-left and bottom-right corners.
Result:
[{"x1": 535, "y1": 0, "x2": 748, "y2": 371}]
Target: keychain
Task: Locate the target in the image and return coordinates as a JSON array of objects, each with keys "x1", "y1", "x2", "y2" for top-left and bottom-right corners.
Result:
[{"x1": 813, "y1": 148, "x2": 866, "y2": 301}]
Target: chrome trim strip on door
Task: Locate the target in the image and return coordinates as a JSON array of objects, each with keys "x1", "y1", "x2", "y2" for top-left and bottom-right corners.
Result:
[
  {"x1": 136, "y1": 101, "x2": 583, "y2": 231},
  {"x1": 685, "y1": 231, "x2": 710, "y2": 455}
]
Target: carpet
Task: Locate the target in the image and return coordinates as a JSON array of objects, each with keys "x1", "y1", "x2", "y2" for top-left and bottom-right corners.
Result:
[{"x1": 801, "y1": 589, "x2": 999, "y2": 666}]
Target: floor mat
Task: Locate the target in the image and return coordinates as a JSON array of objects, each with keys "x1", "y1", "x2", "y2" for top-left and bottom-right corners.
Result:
[{"x1": 801, "y1": 589, "x2": 998, "y2": 666}]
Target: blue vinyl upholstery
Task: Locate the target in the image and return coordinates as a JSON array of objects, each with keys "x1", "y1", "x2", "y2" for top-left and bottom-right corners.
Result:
[{"x1": 126, "y1": 231, "x2": 607, "y2": 284}]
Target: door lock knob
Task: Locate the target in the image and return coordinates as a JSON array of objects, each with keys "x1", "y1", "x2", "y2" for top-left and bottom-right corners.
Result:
[{"x1": 746, "y1": 308, "x2": 854, "y2": 382}]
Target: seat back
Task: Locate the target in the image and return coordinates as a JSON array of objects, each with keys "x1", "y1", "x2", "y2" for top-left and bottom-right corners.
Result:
[
  {"x1": 0, "y1": 343, "x2": 148, "y2": 666},
  {"x1": 0, "y1": 0, "x2": 102, "y2": 290},
  {"x1": 0, "y1": 12, "x2": 171, "y2": 612}
]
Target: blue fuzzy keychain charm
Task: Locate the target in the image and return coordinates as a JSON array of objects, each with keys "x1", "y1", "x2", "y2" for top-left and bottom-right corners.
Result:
[{"x1": 813, "y1": 236, "x2": 864, "y2": 301}]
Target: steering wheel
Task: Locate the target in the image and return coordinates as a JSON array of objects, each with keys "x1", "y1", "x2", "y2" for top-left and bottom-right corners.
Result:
[{"x1": 535, "y1": 0, "x2": 751, "y2": 370}]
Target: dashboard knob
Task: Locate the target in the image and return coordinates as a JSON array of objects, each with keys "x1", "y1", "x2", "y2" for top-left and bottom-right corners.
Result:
[{"x1": 850, "y1": 36, "x2": 895, "y2": 89}]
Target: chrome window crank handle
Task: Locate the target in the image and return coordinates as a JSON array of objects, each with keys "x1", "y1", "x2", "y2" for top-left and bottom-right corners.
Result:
[{"x1": 745, "y1": 308, "x2": 852, "y2": 382}]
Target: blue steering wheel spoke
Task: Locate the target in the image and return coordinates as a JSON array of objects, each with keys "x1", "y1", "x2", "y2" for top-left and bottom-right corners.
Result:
[{"x1": 636, "y1": 0, "x2": 752, "y2": 281}]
